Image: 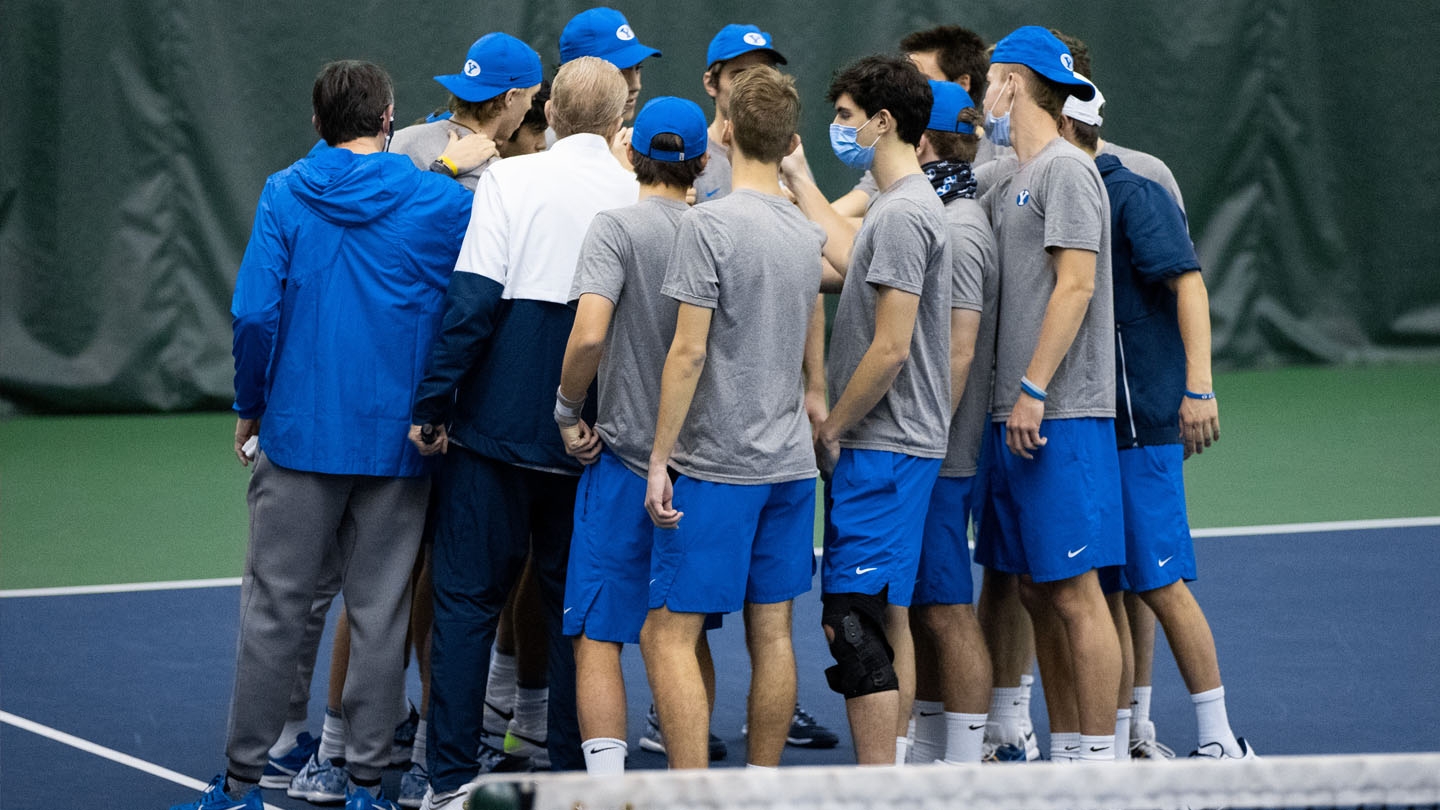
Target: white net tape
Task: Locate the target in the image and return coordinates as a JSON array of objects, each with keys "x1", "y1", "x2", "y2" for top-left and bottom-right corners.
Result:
[{"x1": 472, "y1": 753, "x2": 1440, "y2": 810}]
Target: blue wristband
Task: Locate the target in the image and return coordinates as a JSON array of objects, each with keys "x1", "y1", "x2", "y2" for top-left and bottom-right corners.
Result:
[
  {"x1": 1184, "y1": 390, "x2": 1216, "y2": 400},
  {"x1": 1020, "y1": 376, "x2": 1047, "y2": 401}
]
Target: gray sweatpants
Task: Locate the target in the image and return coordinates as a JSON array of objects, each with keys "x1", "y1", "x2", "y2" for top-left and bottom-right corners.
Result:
[{"x1": 225, "y1": 452, "x2": 427, "y2": 782}]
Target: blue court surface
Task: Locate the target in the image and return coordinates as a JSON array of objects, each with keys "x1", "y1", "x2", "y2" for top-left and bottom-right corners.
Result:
[{"x1": 2, "y1": 521, "x2": 1438, "y2": 808}]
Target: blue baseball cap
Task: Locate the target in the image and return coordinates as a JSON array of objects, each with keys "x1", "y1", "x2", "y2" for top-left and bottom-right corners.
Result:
[
  {"x1": 559, "y1": 7, "x2": 661, "y2": 69},
  {"x1": 631, "y1": 97, "x2": 708, "y2": 162},
  {"x1": 434, "y1": 33, "x2": 542, "y2": 103},
  {"x1": 706, "y1": 24, "x2": 787, "y2": 66},
  {"x1": 990, "y1": 25, "x2": 1096, "y2": 101},
  {"x1": 927, "y1": 80, "x2": 977, "y2": 134}
]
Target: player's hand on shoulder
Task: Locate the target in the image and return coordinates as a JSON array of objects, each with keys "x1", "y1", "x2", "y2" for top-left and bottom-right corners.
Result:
[
  {"x1": 611, "y1": 127, "x2": 634, "y2": 171},
  {"x1": 441, "y1": 129, "x2": 497, "y2": 173}
]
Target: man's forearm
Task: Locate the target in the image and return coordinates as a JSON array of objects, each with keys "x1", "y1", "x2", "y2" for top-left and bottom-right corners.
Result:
[
  {"x1": 1171, "y1": 271, "x2": 1213, "y2": 392},
  {"x1": 649, "y1": 345, "x2": 706, "y2": 469},
  {"x1": 784, "y1": 172, "x2": 856, "y2": 273},
  {"x1": 803, "y1": 295, "x2": 827, "y2": 399},
  {"x1": 1023, "y1": 252, "x2": 1096, "y2": 389},
  {"x1": 412, "y1": 273, "x2": 504, "y2": 425}
]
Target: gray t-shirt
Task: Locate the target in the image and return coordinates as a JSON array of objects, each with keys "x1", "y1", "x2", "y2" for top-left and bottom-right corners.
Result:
[
  {"x1": 827, "y1": 173, "x2": 953, "y2": 459},
  {"x1": 692, "y1": 140, "x2": 732, "y2": 203},
  {"x1": 569, "y1": 196, "x2": 689, "y2": 476},
  {"x1": 989, "y1": 137, "x2": 1114, "y2": 422},
  {"x1": 661, "y1": 190, "x2": 826, "y2": 484},
  {"x1": 939, "y1": 197, "x2": 998, "y2": 478},
  {"x1": 1099, "y1": 141, "x2": 1185, "y2": 212},
  {"x1": 390, "y1": 119, "x2": 498, "y2": 191}
]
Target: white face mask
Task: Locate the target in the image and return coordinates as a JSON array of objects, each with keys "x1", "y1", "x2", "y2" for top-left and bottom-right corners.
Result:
[{"x1": 984, "y1": 76, "x2": 1016, "y2": 147}]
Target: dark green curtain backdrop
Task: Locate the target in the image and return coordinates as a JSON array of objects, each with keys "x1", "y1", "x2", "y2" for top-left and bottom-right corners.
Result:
[{"x1": 3, "y1": 1, "x2": 1437, "y2": 414}]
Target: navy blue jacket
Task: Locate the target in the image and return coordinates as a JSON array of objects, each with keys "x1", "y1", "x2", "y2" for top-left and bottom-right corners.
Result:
[{"x1": 1097, "y1": 153, "x2": 1201, "y2": 448}]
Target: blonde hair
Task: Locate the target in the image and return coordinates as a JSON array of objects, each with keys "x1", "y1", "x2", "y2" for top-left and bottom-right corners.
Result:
[
  {"x1": 549, "y1": 56, "x2": 627, "y2": 138},
  {"x1": 727, "y1": 65, "x2": 800, "y2": 163}
]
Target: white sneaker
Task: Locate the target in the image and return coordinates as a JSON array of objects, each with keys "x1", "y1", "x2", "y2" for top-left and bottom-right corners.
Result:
[
  {"x1": 1189, "y1": 737, "x2": 1257, "y2": 760},
  {"x1": 417, "y1": 784, "x2": 469, "y2": 810}
]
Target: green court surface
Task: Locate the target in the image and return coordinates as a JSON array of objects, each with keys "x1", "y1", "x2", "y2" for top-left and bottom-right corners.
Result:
[{"x1": 2, "y1": 362, "x2": 1437, "y2": 590}]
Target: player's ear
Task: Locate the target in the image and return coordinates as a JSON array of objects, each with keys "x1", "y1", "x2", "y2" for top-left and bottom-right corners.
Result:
[
  {"x1": 720, "y1": 120, "x2": 734, "y2": 148},
  {"x1": 312, "y1": 115, "x2": 320, "y2": 138},
  {"x1": 957, "y1": 74, "x2": 972, "y2": 93},
  {"x1": 503, "y1": 87, "x2": 520, "y2": 109},
  {"x1": 543, "y1": 99, "x2": 555, "y2": 129},
  {"x1": 702, "y1": 67, "x2": 719, "y2": 99},
  {"x1": 784, "y1": 132, "x2": 801, "y2": 158},
  {"x1": 697, "y1": 152, "x2": 711, "y2": 171}
]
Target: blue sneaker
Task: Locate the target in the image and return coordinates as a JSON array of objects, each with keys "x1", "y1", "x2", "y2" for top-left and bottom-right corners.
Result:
[
  {"x1": 397, "y1": 762, "x2": 428, "y2": 809},
  {"x1": 346, "y1": 783, "x2": 403, "y2": 810},
  {"x1": 392, "y1": 702, "x2": 420, "y2": 765},
  {"x1": 287, "y1": 751, "x2": 347, "y2": 804},
  {"x1": 169, "y1": 775, "x2": 264, "y2": 810},
  {"x1": 260, "y1": 731, "x2": 320, "y2": 788}
]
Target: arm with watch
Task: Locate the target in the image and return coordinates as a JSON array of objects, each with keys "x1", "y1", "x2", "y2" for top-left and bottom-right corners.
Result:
[
  {"x1": 1169, "y1": 270, "x2": 1219, "y2": 458},
  {"x1": 427, "y1": 128, "x2": 498, "y2": 179}
]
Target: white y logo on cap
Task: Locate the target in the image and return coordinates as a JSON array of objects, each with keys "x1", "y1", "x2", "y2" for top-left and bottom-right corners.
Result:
[
  {"x1": 743, "y1": 32, "x2": 767, "y2": 46},
  {"x1": 463, "y1": 59, "x2": 481, "y2": 77},
  {"x1": 616, "y1": 24, "x2": 635, "y2": 41},
  {"x1": 1061, "y1": 53, "x2": 1074, "y2": 71}
]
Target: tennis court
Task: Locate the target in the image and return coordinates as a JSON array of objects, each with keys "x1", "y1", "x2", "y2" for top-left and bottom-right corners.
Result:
[{"x1": 2, "y1": 364, "x2": 1437, "y2": 807}]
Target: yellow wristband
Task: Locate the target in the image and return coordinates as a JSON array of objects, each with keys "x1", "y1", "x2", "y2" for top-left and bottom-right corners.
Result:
[{"x1": 439, "y1": 155, "x2": 459, "y2": 176}]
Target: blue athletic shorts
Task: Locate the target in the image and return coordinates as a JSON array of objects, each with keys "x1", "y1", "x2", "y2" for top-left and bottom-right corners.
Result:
[
  {"x1": 1116, "y1": 444, "x2": 1196, "y2": 592},
  {"x1": 913, "y1": 475, "x2": 977, "y2": 606},
  {"x1": 563, "y1": 450, "x2": 653, "y2": 643},
  {"x1": 821, "y1": 448, "x2": 942, "y2": 607},
  {"x1": 972, "y1": 418, "x2": 1124, "y2": 583},
  {"x1": 648, "y1": 475, "x2": 816, "y2": 614}
]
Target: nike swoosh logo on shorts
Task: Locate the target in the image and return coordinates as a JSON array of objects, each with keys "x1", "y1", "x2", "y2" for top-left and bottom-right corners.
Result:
[
  {"x1": 855, "y1": 566, "x2": 878, "y2": 575},
  {"x1": 1067, "y1": 545, "x2": 1087, "y2": 558},
  {"x1": 1158, "y1": 555, "x2": 1174, "y2": 567},
  {"x1": 564, "y1": 607, "x2": 572, "y2": 614}
]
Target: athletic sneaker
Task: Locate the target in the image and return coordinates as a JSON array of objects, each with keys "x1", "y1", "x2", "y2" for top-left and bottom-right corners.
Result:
[
  {"x1": 502, "y1": 727, "x2": 551, "y2": 770},
  {"x1": 169, "y1": 775, "x2": 265, "y2": 810},
  {"x1": 346, "y1": 783, "x2": 403, "y2": 810},
  {"x1": 1189, "y1": 737, "x2": 1257, "y2": 760},
  {"x1": 392, "y1": 703, "x2": 420, "y2": 766},
  {"x1": 639, "y1": 704, "x2": 728, "y2": 760},
  {"x1": 418, "y1": 783, "x2": 478, "y2": 810},
  {"x1": 1130, "y1": 720, "x2": 1176, "y2": 759},
  {"x1": 785, "y1": 705, "x2": 839, "y2": 748},
  {"x1": 260, "y1": 731, "x2": 320, "y2": 788},
  {"x1": 981, "y1": 725, "x2": 1039, "y2": 762},
  {"x1": 477, "y1": 739, "x2": 532, "y2": 774},
  {"x1": 397, "y1": 762, "x2": 428, "y2": 809},
  {"x1": 287, "y1": 752, "x2": 348, "y2": 804}
]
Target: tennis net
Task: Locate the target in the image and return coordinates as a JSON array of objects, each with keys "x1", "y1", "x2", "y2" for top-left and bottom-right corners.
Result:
[{"x1": 465, "y1": 753, "x2": 1440, "y2": 810}]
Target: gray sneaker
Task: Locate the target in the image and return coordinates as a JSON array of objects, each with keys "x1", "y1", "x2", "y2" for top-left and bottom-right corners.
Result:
[{"x1": 286, "y1": 752, "x2": 347, "y2": 804}]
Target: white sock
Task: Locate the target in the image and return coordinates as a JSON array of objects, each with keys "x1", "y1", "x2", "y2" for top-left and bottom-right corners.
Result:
[
  {"x1": 1131, "y1": 685, "x2": 1152, "y2": 730},
  {"x1": 1018, "y1": 673, "x2": 1036, "y2": 734},
  {"x1": 483, "y1": 646, "x2": 518, "y2": 737},
  {"x1": 1114, "y1": 709, "x2": 1132, "y2": 761},
  {"x1": 942, "y1": 712, "x2": 987, "y2": 764},
  {"x1": 1051, "y1": 731, "x2": 1080, "y2": 761},
  {"x1": 1192, "y1": 685, "x2": 1241, "y2": 756},
  {"x1": 988, "y1": 687, "x2": 1026, "y2": 744},
  {"x1": 511, "y1": 686, "x2": 548, "y2": 741},
  {"x1": 410, "y1": 719, "x2": 428, "y2": 768},
  {"x1": 317, "y1": 707, "x2": 346, "y2": 763},
  {"x1": 895, "y1": 735, "x2": 911, "y2": 765},
  {"x1": 909, "y1": 701, "x2": 946, "y2": 763},
  {"x1": 268, "y1": 718, "x2": 309, "y2": 759},
  {"x1": 1079, "y1": 734, "x2": 1115, "y2": 762},
  {"x1": 745, "y1": 763, "x2": 778, "y2": 770},
  {"x1": 581, "y1": 737, "x2": 627, "y2": 775}
]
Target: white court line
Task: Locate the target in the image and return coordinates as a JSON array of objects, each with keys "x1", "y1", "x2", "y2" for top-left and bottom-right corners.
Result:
[
  {"x1": 0, "y1": 577, "x2": 241, "y2": 598},
  {"x1": 1190, "y1": 515, "x2": 1440, "y2": 538},
  {"x1": 2, "y1": 517, "x2": 1436, "y2": 596},
  {"x1": 0, "y1": 710, "x2": 285, "y2": 810}
]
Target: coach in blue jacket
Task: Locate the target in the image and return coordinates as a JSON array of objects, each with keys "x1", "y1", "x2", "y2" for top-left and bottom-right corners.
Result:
[{"x1": 199, "y1": 60, "x2": 473, "y2": 807}]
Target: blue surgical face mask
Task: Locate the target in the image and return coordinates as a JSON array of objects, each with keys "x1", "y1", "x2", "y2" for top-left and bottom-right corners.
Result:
[
  {"x1": 984, "y1": 78, "x2": 1016, "y2": 148},
  {"x1": 829, "y1": 114, "x2": 879, "y2": 171}
]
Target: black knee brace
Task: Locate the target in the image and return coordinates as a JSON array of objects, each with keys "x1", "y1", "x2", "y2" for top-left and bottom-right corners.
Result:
[{"x1": 821, "y1": 590, "x2": 898, "y2": 699}]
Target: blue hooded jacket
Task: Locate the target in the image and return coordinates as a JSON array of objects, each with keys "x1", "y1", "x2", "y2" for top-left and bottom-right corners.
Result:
[{"x1": 231, "y1": 146, "x2": 473, "y2": 477}]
